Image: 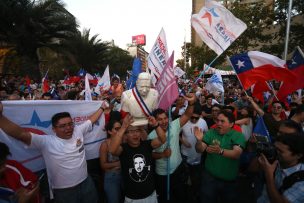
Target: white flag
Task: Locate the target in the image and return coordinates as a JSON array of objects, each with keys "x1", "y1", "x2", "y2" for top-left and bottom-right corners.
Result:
[
  {"x1": 191, "y1": 0, "x2": 247, "y2": 55},
  {"x1": 95, "y1": 65, "x2": 111, "y2": 94},
  {"x1": 146, "y1": 28, "x2": 169, "y2": 85},
  {"x1": 205, "y1": 72, "x2": 224, "y2": 93},
  {"x1": 174, "y1": 66, "x2": 186, "y2": 78},
  {"x1": 85, "y1": 73, "x2": 92, "y2": 101}
]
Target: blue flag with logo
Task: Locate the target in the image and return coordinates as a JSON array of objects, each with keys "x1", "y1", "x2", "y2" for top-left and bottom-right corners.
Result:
[
  {"x1": 253, "y1": 116, "x2": 271, "y2": 142},
  {"x1": 126, "y1": 58, "x2": 142, "y2": 89}
]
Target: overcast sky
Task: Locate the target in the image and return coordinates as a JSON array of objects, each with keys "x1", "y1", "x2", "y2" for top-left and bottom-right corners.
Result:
[{"x1": 63, "y1": 0, "x2": 193, "y2": 60}]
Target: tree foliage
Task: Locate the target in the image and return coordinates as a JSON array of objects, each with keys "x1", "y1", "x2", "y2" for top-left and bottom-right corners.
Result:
[
  {"x1": 61, "y1": 28, "x2": 110, "y2": 73},
  {"x1": 0, "y1": 0, "x2": 78, "y2": 77}
]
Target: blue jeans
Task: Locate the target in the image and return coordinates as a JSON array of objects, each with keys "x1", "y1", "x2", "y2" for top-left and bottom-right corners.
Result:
[
  {"x1": 53, "y1": 176, "x2": 98, "y2": 203},
  {"x1": 104, "y1": 171, "x2": 122, "y2": 203},
  {"x1": 200, "y1": 170, "x2": 237, "y2": 203}
]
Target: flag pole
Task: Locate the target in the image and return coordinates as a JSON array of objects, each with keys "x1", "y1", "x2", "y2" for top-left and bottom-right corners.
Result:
[
  {"x1": 283, "y1": 0, "x2": 293, "y2": 60},
  {"x1": 167, "y1": 106, "x2": 171, "y2": 201},
  {"x1": 195, "y1": 55, "x2": 221, "y2": 84}
]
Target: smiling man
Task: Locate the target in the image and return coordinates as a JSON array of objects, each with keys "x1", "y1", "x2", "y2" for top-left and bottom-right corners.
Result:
[
  {"x1": 195, "y1": 110, "x2": 246, "y2": 203},
  {"x1": 0, "y1": 101, "x2": 106, "y2": 203}
]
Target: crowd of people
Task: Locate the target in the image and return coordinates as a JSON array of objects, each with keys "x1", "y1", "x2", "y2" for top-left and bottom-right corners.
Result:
[{"x1": 0, "y1": 73, "x2": 304, "y2": 203}]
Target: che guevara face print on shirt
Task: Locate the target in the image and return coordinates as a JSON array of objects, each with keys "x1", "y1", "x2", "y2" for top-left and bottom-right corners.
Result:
[{"x1": 129, "y1": 154, "x2": 150, "y2": 182}]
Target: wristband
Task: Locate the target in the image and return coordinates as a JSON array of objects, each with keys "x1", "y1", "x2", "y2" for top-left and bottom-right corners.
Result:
[
  {"x1": 99, "y1": 106, "x2": 104, "y2": 111},
  {"x1": 152, "y1": 123, "x2": 159, "y2": 130},
  {"x1": 219, "y1": 148, "x2": 224, "y2": 156}
]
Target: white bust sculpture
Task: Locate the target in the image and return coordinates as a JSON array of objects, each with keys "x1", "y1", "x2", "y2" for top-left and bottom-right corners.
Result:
[{"x1": 121, "y1": 72, "x2": 159, "y2": 126}]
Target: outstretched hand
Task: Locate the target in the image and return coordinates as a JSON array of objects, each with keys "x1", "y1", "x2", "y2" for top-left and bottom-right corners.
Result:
[
  {"x1": 183, "y1": 93, "x2": 196, "y2": 105},
  {"x1": 122, "y1": 114, "x2": 134, "y2": 129},
  {"x1": 193, "y1": 126, "x2": 204, "y2": 141},
  {"x1": 148, "y1": 116, "x2": 158, "y2": 127}
]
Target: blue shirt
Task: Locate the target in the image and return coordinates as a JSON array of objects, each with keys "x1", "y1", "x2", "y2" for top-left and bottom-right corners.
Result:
[{"x1": 258, "y1": 163, "x2": 304, "y2": 203}]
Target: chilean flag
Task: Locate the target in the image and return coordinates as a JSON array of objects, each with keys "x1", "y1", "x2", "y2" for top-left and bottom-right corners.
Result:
[
  {"x1": 229, "y1": 51, "x2": 295, "y2": 90},
  {"x1": 277, "y1": 47, "x2": 304, "y2": 100},
  {"x1": 42, "y1": 74, "x2": 50, "y2": 93}
]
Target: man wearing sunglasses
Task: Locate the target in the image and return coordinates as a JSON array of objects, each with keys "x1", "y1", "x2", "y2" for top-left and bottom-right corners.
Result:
[
  {"x1": 249, "y1": 97, "x2": 285, "y2": 141},
  {"x1": 0, "y1": 101, "x2": 107, "y2": 203},
  {"x1": 180, "y1": 103, "x2": 208, "y2": 202}
]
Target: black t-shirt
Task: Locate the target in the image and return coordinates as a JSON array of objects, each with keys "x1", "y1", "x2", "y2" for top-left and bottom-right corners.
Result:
[
  {"x1": 120, "y1": 140, "x2": 154, "y2": 199},
  {"x1": 263, "y1": 113, "x2": 282, "y2": 140},
  {"x1": 202, "y1": 104, "x2": 212, "y2": 116}
]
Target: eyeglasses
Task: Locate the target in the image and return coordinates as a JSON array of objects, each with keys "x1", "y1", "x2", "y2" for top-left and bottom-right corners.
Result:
[
  {"x1": 272, "y1": 106, "x2": 282, "y2": 109},
  {"x1": 126, "y1": 129, "x2": 141, "y2": 134},
  {"x1": 55, "y1": 122, "x2": 74, "y2": 129},
  {"x1": 191, "y1": 116, "x2": 200, "y2": 120}
]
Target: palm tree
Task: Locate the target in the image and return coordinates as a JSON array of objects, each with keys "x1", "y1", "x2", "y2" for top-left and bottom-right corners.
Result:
[
  {"x1": 62, "y1": 28, "x2": 110, "y2": 74},
  {"x1": 0, "y1": 0, "x2": 78, "y2": 78}
]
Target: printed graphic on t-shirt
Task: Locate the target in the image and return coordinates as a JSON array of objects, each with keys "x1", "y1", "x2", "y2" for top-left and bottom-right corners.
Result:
[
  {"x1": 129, "y1": 154, "x2": 150, "y2": 182},
  {"x1": 76, "y1": 138, "x2": 84, "y2": 153}
]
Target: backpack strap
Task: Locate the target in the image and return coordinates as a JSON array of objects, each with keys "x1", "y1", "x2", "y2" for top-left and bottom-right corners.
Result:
[{"x1": 279, "y1": 170, "x2": 304, "y2": 194}]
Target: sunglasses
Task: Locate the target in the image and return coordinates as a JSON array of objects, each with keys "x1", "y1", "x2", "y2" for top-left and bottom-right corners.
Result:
[{"x1": 191, "y1": 116, "x2": 200, "y2": 120}]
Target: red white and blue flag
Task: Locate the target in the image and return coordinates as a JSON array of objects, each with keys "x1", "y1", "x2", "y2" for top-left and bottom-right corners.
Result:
[
  {"x1": 42, "y1": 70, "x2": 50, "y2": 93},
  {"x1": 277, "y1": 47, "x2": 304, "y2": 100},
  {"x1": 191, "y1": 0, "x2": 247, "y2": 56},
  {"x1": 229, "y1": 51, "x2": 295, "y2": 90}
]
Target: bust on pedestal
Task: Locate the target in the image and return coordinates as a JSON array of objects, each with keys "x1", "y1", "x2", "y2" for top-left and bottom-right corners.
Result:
[{"x1": 121, "y1": 73, "x2": 159, "y2": 126}]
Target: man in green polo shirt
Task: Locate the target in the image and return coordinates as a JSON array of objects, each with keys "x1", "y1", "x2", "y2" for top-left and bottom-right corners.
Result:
[{"x1": 195, "y1": 110, "x2": 246, "y2": 203}]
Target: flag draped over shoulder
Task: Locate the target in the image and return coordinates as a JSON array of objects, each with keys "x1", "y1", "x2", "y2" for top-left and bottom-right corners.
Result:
[
  {"x1": 147, "y1": 28, "x2": 169, "y2": 86},
  {"x1": 95, "y1": 65, "x2": 111, "y2": 95},
  {"x1": 191, "y1": 0, "x2": 247, "y2": 55},
  {"x1": 277, "y1": 47, "x2": 304, "y2": 100},
  {"x1": 205, "y1": 72, "x2": 224, "y2": 94},
  {"x1": 126, "y1": 57, "x2": 142, "y2": 89},
  {"x1": 229, "y1": 51, "x2": 295, "y2": 90},
  {"x1": 156, "y1": 52, "x2": 179, "y2": 110}
]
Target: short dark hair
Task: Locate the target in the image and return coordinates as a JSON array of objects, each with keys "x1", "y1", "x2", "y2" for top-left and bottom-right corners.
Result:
[
  {"x1": 193, "y1": 102, "x2": 202, "y2": 115},
  {"x1": 280, "y1": 120, "x2": 303, "y2": 133},
  {"x1": 153, "y1": 108, "x2": 167, "y2": 118},
  {"x1": 276, "y1": 133, "x2": 304, "y2": 162},
  {"x1": 51, "y1": 112, "x2": 71, "y2": 127},
  {"x1": 0, "y1": 142, "x2": 11, "y2": 162},
  {"x1": 218, "y1": 110, "x2": 235, "y2": 124},
  {"x1": 206, "y1": 95, "x2": 214, "y2": 100}
]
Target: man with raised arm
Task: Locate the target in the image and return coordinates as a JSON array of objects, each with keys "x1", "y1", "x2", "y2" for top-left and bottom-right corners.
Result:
[
  {"x1": 148, "y1": 93, "x2": 197, "y2": 203},
  {"x1": 109, "y1": 115, "x2": 166, "y2": 202},
  {"x1": 0, "y1": 101, "x2": 107, "y2": 203}
]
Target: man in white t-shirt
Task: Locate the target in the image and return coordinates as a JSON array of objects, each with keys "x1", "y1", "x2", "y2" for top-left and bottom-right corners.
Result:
[
  {"x1": 0, "y1": 101, "x2": 106, "y2": 203},
  {"x1": 180, "y1": 103, "x2": 208, "y2": 202}
]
